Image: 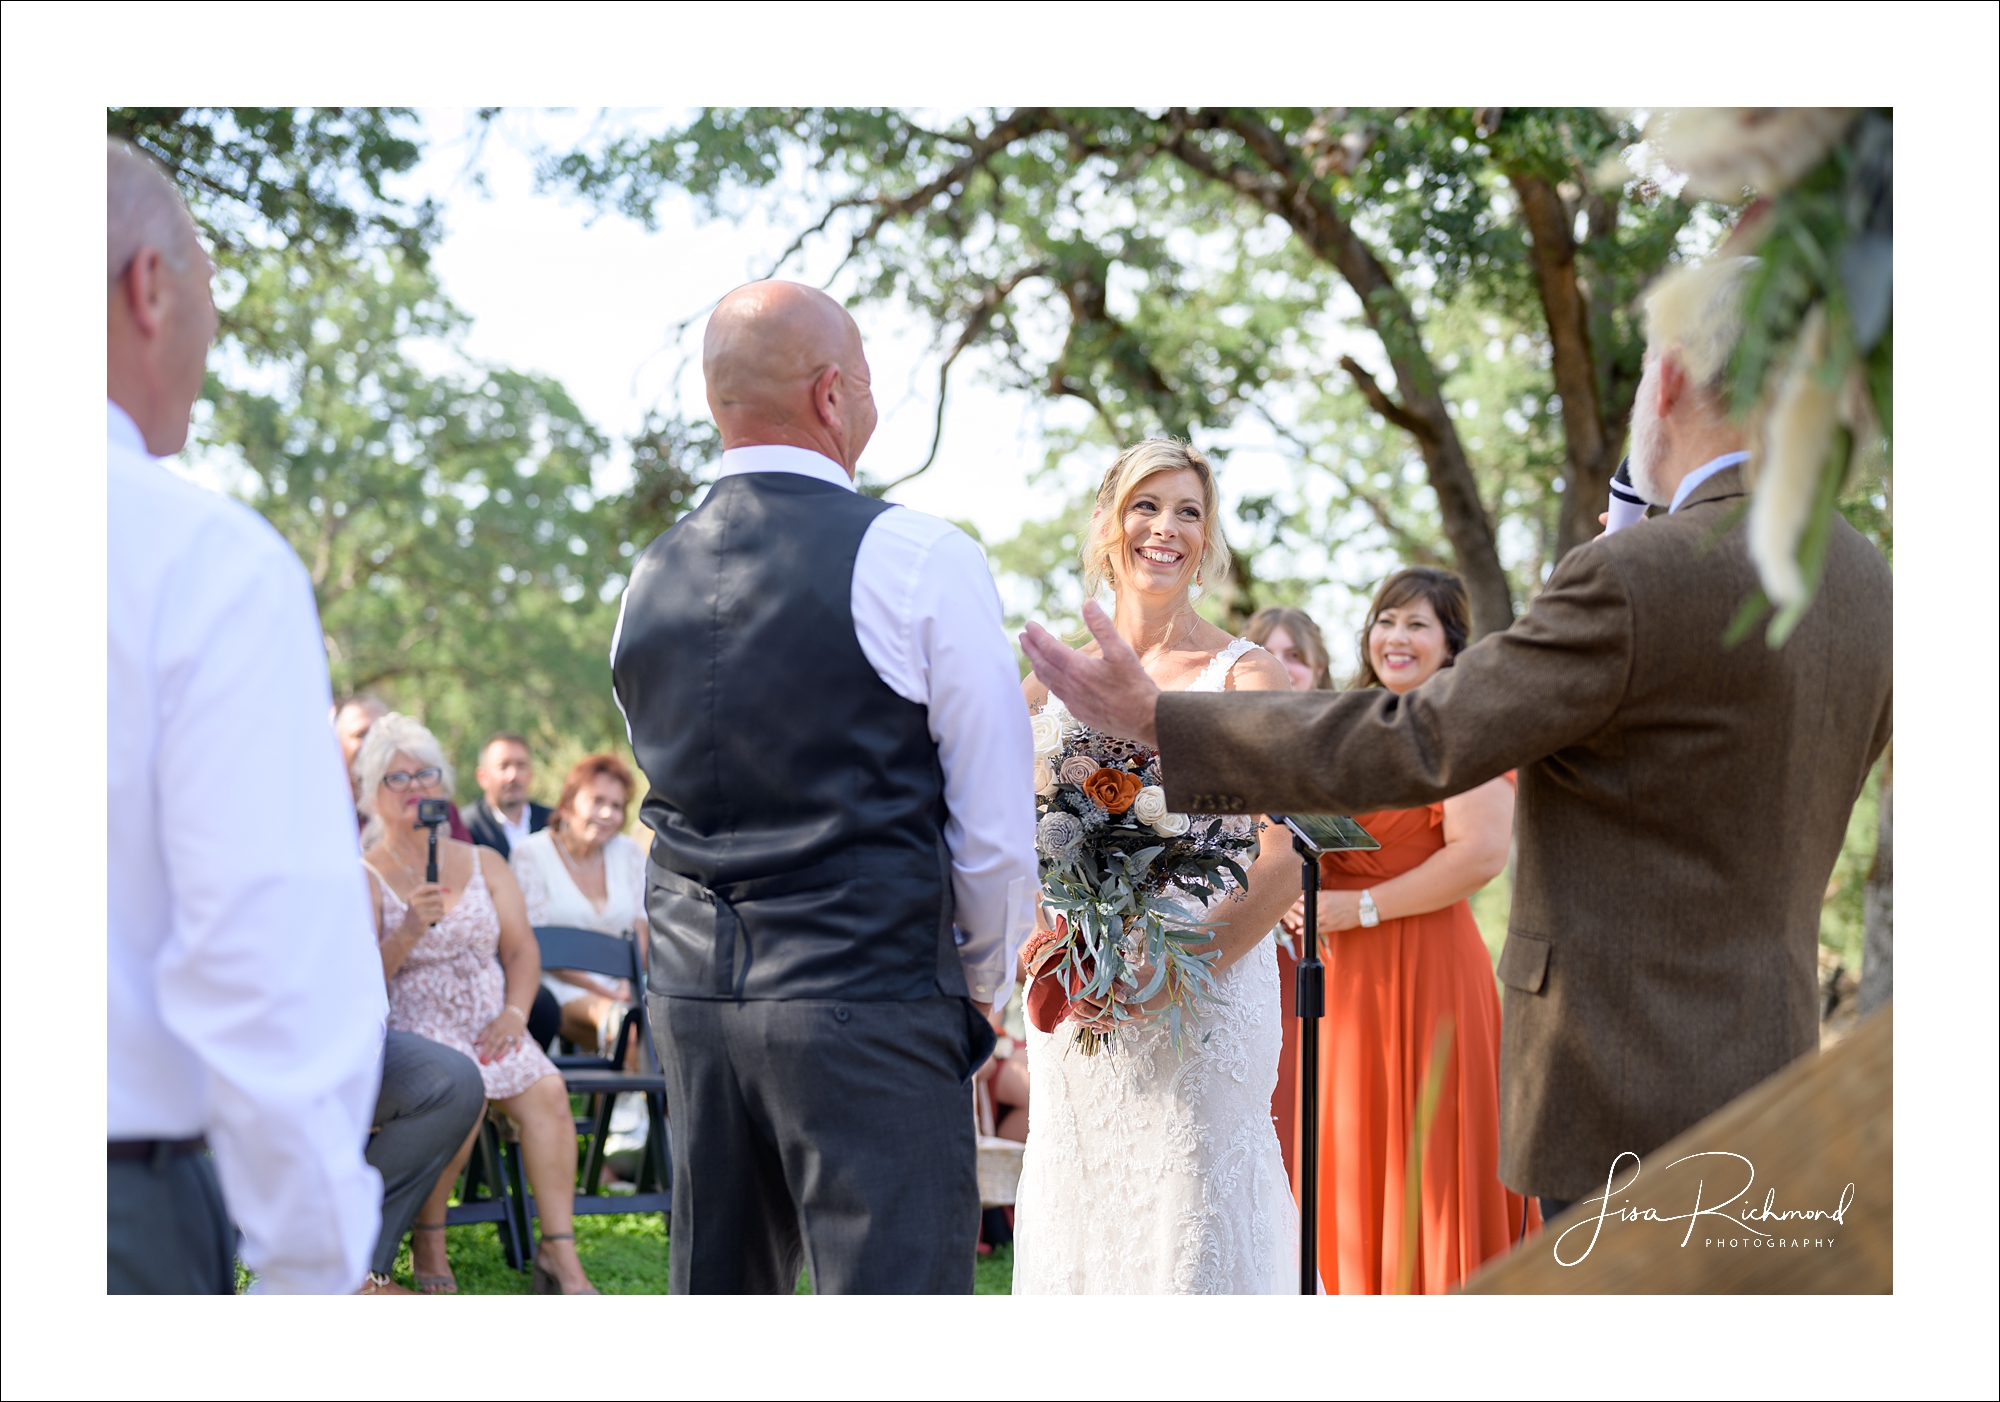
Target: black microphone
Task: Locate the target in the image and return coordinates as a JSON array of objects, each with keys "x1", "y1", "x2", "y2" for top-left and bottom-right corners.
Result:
[{"x1": 1605, "y1": 457, "x2": 1647, "y2": 535}]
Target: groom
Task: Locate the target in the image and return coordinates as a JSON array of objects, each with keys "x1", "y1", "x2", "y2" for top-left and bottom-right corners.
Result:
[{"x1": 612, "y1": 280, "x2": 1037, "y2": 1293}]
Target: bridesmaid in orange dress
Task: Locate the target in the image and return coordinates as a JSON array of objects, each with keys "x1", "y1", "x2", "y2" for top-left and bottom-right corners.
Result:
[{"x1": 1282, "y1": 567, "x2": 1538, "y2": 1293}]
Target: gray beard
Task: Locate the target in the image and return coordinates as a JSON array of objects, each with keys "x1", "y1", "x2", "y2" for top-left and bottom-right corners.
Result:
[{"x1": 1627, "y1": 384, "x2": 1674, "y2": 507}]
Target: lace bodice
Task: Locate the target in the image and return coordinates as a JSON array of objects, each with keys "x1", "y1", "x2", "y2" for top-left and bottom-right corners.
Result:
[{"x1": 1014, "y1": 634, "x2": 1297, "y2": 1294}]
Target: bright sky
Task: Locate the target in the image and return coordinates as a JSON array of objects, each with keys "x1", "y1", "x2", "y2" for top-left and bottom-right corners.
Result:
[{"x1": 388, "y1": 111, "x2": 1041, "y2": 533}]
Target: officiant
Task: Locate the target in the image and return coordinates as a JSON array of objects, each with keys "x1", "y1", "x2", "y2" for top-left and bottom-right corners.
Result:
[{"x1": 1022, "y1": 257, "x2": 1893, "y2": 1219}]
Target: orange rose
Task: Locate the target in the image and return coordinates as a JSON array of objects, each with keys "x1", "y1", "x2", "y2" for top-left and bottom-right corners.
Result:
[{"x1": 1082, "y1": 766, "x2": 1143, "y2": 814}]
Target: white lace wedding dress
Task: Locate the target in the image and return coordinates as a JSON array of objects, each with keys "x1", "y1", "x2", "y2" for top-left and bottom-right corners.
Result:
[{"x1": 1013, "y1": 637, "x2": 1299, "y2": 1294}]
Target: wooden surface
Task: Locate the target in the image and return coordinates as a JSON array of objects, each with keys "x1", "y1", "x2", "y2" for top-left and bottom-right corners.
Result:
[{"x1": 1464, "y1": 1005, "x2": 1891, "y2": 1294}]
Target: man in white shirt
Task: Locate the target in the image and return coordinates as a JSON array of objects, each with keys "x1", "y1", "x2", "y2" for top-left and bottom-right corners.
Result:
[
  {"x1": 107, "y1": 139, "x2": 433, "y2": 1293},
  {"x1": 612, "y1": 280, "x2": 1038, "y2": 1292}
]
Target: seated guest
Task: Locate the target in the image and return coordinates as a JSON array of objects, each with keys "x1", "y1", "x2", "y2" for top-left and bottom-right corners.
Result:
[
  {"x1": 511, "y1": 753, "x2": 647, "y2": 1054},
  {"x1": 465, "y1": 732, "x2": 551, "y2": 859},
  {"x1": 359, "y1": 1033, "x2": 486, "y2": 1294},
  {"x1": 1242, "y1": 605, "x2": 1334, "y2": 1181},
  {"x1": 463, "y1": 731, "x2": 563, "y2": 1050},
  {"x1": 1278, "y1": 568, "x2": 1534, "y2": 1292},
  {"x1": 355, "y1": 713, "x2": 598, "y2": 1295},
  {"x1": 334, "y1": 694, "x2": 469, "y2": 841}
]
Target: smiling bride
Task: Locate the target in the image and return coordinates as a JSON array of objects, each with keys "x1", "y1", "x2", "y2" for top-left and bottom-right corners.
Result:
[{"x1": 1012, "y1": 439, "x2": 1303, "y2": 1294}]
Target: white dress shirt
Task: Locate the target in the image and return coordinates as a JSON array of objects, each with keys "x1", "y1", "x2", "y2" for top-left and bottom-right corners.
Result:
[
  {"x1": 1670, "y1": 450, "x2": 1750, "y2": 512},
  {"x1": 497, "y1": 805, "x2": 533, "y2": 853},
  {"x1": 108, "y1": 401, "x2": 387, "y2": 1294},
  {"x1": 613, "y1": 443, "x2": 1039, "y2": 1003}
]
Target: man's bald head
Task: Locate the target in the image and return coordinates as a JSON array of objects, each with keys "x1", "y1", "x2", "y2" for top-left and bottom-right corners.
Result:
[
  {"x1": 703, "y1": 281, "x2": 877, "y2": 475},
  {"x1": 109, "y1": 140, "x2": 200, "y2": 283},
  {"x1": 108, "y1": 140, "x2": 215, "y2": 455}
]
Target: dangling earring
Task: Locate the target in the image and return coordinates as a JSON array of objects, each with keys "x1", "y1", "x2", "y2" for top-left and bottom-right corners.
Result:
[{"x1": 1194, "y1": 568, "x2": 1203, "y2": 588}]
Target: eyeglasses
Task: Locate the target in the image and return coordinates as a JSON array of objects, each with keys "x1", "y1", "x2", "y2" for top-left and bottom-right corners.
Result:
[{"x1": 382, "y1": 767, "x2": 444, "y2": 792}]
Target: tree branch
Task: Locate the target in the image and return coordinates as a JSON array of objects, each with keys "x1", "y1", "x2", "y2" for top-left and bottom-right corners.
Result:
[
  {"x1": 875, "y1": 263, "x2": 1049, "y2": 493},
  {"x1": 1510, "y1": 170, "x2": 1615, "y2": 560},
  {"x1": 1339, "y1": 355, "x2": 1433, "y2": 441}
]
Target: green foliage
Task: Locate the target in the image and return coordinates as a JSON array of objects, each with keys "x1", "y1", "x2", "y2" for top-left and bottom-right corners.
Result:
[
  {"x1": 543, "y1": 107, "x2": 1712, "y2": 627},
  {"x1": 1818, "y1": 753, "x2": 1885, "y2": 972},
  {"x1": 113, "y1": 108, "x2": 634, "y2": 783}
]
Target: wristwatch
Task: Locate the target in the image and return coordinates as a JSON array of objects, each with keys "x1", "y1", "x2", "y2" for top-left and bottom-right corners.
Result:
[{"x1": 1357, "y1": 889, "x2": 1380, "y2": 928}]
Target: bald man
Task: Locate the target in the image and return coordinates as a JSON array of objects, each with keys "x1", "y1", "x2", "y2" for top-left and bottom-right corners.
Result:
[
  {"x1": 612, "y1": 281, "x2": 1037, "y2": 1293},
  {"x1": 108, "y1": 141, "x2": 483, "y2": 1295}
]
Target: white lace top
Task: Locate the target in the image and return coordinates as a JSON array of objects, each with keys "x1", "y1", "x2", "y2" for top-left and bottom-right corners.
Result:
[{"x1": 510, "y1": 830, "x2": 646, "y2": 1003}]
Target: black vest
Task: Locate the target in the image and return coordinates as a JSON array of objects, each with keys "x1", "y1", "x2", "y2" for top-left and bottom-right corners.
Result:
[{"x1": 613, "y1": 472, "x2": 963, "y2": 1001}]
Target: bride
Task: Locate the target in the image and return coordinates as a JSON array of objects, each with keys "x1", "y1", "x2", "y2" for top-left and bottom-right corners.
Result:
[{"x1": 1013, "y1": 438, "x2": 1304, "y2": 1294}]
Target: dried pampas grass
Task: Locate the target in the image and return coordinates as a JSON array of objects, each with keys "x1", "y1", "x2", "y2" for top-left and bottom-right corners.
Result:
[
  {"x1": 1644, "y1": 256, "x2": 1757, "y2": 391},
  {"x1": 1749, "y1": 308, "x2": 1838, "y2": 607},
  {"x1": 1649, "y1": 108, "x2": 1857, "y2": 202}
]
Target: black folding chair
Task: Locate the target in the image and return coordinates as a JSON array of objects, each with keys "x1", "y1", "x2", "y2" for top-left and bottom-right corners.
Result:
[
  {"x1": 532, "y1": 926, "x2": 673, "y2": 1259},
  {"x1": 444, "y1": 1112, "x2": 534, "y2": 1270}
]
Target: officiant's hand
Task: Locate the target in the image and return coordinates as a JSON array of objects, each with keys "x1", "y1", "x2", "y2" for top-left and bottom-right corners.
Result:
[{"x1": 1020, "y1": 601, "x2": 1161, "y2": 747}]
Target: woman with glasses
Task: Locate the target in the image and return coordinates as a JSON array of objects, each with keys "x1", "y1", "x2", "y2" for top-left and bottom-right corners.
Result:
[{"x1": 355, "y1": 713, "x2": 598, "y2": 1295}]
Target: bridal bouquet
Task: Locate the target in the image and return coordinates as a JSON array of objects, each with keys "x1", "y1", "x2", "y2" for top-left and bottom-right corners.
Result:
[{"x1": 1021, "y1": 706, "x2": 1260, "y2": 1055}]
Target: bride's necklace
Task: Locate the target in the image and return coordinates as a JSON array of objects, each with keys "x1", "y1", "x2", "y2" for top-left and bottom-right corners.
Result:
[{"x1": 1138, "y1": 610, "x2": 1200, "y2": 668}]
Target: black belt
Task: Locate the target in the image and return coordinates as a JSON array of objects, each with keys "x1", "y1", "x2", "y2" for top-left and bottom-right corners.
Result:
[{"x1": 108, "y1": 1136, "x2": 207, "y2": 1162}]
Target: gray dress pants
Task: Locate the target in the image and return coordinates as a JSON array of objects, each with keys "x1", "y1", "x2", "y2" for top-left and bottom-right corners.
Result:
[
  {"x1": 650, "y1": 994, "x2": 985, "y2": 1294},
  {"x1": 367, "y1": 1030, "x2": 485, "y2": 1275},
  {"x1": 108, "y1": 1149, "x2": 235, "y2": 1294},
  {"x1": 108, "y1": 1031, "x2": 483, "y2": 1292}
]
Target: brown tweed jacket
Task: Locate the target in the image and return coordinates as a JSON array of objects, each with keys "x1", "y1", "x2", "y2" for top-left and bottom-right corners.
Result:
[{"x1": 1156, "y1": 467, "x2": 1892, "y2": 1199}]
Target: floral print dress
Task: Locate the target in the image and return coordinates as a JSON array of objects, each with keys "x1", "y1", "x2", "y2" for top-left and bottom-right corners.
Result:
[{"x1": 376, "y1": 852, "x2": 559, "y2": 1100}]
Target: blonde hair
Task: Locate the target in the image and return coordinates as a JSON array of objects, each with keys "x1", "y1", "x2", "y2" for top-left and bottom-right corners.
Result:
[
  {"x1": 1643, "y1": 255, "x2": 1756, "y2": 392},
  {"x1": 354, "y1": 712, "x2": 455, "y2": 848},
  {"x1": 1080, "y1": 438, "x2": 1230, "y2": 604}
]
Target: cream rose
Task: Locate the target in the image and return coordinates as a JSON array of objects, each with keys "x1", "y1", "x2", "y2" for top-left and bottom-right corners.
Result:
[
  {"x1": 1033, "y1": 757, "x2": 1058, "y2": 797},
  {"x1": 1149, "y1": 811, "x2": 1192, "y2": 838},
  {"x1": 1131, "y1": 785, "x2": 1169, "y2": 824},
  {"x1": 1029, "y1": 711, "x2": 1064, "y2": 758}
]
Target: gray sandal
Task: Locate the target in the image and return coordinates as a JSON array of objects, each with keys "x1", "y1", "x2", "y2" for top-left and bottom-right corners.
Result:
[
  {"x1": 411, "y1": 1223, "x2": 457, "y2": 1294},
  {"x1": 530, "y1": 1231, "x2": 599, "y2": 1295}
]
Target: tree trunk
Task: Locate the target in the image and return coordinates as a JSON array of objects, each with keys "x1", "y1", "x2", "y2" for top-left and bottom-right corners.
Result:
[
  {"x1": 1858, "y1": 751, "x2": 1892, "y2": 1016},
  {"x1": 1510, "y1": 172, "x2": 1619, "y2": 563},
  {"x1": 1164, "y1": 110, "x2": 1516, "y2": 638}
]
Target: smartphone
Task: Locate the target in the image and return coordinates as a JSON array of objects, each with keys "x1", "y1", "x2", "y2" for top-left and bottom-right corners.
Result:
[{"x1": 1272, "y1": 813, "x2": 1379, "y2": 855}]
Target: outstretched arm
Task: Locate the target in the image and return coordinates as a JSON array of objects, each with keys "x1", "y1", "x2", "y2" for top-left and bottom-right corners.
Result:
[{"x1": 1156, "y1": 547, "x2": 1634, "y2": 816}]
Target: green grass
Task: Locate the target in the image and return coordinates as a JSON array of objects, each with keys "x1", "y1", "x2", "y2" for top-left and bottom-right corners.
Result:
[{"x1": 372, "y1": 1217, "x2": 1014, "y2": 1294}]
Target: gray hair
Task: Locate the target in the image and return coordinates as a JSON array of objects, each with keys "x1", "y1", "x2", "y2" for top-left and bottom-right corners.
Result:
[
  {"x1": 353, "y1": 712, "x2": 455, "y2": 847},
  {"x1": 1643, "y1": 255, "x2": 1756, "y2": 393},
  {"x1": 108, "y1": 138, "x2": 198, "y2": 283}
]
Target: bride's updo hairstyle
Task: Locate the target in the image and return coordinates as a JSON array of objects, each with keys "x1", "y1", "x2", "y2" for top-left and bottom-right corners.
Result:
[{"x1": 1080, "y1": 437, "x2": 1231, "y2": 604}]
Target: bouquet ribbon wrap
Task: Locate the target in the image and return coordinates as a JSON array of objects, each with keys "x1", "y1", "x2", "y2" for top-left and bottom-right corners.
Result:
[{"x1": 1020, "y1": 915, "x2": 1095, "y2": 1034}]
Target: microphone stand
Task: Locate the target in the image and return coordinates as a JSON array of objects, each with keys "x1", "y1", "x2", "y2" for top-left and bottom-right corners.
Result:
[{"x1": 1293, "y1": 831, "x2": 1324, "y2": 1295}]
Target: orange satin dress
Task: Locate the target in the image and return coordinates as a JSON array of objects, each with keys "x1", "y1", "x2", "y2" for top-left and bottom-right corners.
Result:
[{"x1": 1295, "y1": 788, "x2": 1537, "y2": 1293}]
